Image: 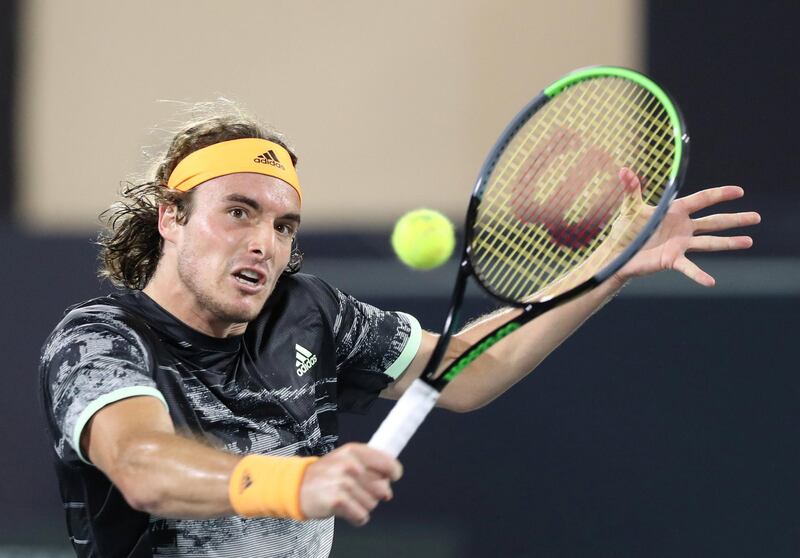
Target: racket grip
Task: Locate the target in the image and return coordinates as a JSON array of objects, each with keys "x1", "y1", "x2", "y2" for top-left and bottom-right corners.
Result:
[{"x1": 368, "y1": 379, "x2": 440, "y2": 458}]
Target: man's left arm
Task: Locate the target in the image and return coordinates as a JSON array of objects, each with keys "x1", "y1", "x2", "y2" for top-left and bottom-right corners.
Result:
[{"x1": 383, "y1": 185, "x2": 760, "y2": 411}]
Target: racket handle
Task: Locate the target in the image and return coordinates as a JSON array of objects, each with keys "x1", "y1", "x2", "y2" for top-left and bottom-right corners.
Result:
[{"x1": 368, "y1": 379, "x2": 440, "y2": 458}]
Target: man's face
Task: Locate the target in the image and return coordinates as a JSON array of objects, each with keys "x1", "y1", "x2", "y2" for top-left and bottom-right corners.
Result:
[{"x1": 167, "y1": 173, "x2": 301, "y2": 331}]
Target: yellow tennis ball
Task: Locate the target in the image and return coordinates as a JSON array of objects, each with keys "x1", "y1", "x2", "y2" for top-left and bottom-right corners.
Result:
[{"x1": 391, "y1": 209, "x2": 456, "y2": 270}]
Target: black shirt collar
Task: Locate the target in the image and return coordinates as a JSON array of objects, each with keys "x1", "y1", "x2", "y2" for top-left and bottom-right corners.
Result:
[{"x1": 129, "y1": 290, "x2": 243, "y2": 353}]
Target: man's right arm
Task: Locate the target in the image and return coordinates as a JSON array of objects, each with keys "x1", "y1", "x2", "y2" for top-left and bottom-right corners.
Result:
[
  {"x1": 83, "y1": 395, "x2": 402, "y2": 524},
  {"x1": 82, "y1": 395, "x2": 237, "y2": 518}
]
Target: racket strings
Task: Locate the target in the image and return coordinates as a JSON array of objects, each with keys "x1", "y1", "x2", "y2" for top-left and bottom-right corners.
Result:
[
  {"x1": 471, "y1": 77, "x2": 677, "y2": 302},
  {"x1": 499, "y1": 109, "x2": 673, "y2": 299},
  {"x1": 510, "y1": 90, "x2": 674, "y2": 292},
  {"x1": 477, "y1": 80, "x2": 649, "y2": 293},
  {"x1": 477, "y1": 79, "x2": 648, "y2": 279},
  {"x1": 487, "y1": 85, "x2": 653, "y2": 293},
  {"x1": 473, "y1": 83, "x2": 621, "y2": 284},
  {"x1": 499, "y1": 88, "x2": 674, "y2": 298},
  {"x1": 483, "y1": 133, "x2": 623, "y2": 294}
]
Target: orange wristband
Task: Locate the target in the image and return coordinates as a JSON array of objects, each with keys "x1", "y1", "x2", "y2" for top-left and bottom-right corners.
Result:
[{"x1": 228, "y1": 455, "x2": 319, "y2": 520}]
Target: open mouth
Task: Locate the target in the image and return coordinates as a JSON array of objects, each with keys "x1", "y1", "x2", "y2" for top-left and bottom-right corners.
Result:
[{"x1": 233, "y1": 269, "x2": 264, "y2": 287}]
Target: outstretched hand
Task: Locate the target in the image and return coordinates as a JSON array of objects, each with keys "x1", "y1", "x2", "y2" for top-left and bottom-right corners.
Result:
[{"x1": 615, "y1": 168, "x2": 760, "y2": 286}]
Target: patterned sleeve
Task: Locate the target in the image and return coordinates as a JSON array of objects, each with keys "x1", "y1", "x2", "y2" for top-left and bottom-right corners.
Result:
[
  {"x1": 40, "y1": 304, "x2": 168, "y2": 464},
  {"x1": 330, "y1": 289, "x2": 422, "y2": 413}
]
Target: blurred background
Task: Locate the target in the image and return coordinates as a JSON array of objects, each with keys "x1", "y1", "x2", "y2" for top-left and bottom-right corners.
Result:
[{"x1": 1, "y1": 0, "x2": 798, "y2": 556}]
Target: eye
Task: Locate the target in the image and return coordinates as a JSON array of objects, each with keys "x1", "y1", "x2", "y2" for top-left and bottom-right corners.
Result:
[
  {"x1": 229, "y1": 207, "x2": 248, "y2": 219},
  {"x1": 275, "y1": 222, "x2": 297, "y2": 237}
]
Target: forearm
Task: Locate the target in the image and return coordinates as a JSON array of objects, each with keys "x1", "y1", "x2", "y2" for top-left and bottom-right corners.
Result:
[
  {"x1": 438, "y1": 274, "x2": 626, "y2": 411},
  {"x1": 91, "y1": 408, "x2": 396, "y2": 525},
  {"x1": 107, "y1": 431, "x2": 239, "y2": 519}
]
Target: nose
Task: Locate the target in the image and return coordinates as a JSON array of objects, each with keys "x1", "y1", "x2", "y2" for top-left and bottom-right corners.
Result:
[{"x1": 249, "y1": 221, "x2": 276, "y2": 260}]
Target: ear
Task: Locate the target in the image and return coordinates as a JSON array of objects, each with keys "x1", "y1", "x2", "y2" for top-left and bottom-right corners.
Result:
[{"x1": 157, "y1": 203, "x2": 180, "y2": 245}]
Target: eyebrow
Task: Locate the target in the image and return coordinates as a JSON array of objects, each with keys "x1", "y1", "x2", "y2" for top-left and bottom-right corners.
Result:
[
  {"x1": 224, "y1": 193, "x2": 261, "y2": 211},
  {"x1": 223, "y1": 193, "x2": 301, "y2": 224},
  {"x1": 281, "y1": 213, "x2": 302, "y2": 226}
]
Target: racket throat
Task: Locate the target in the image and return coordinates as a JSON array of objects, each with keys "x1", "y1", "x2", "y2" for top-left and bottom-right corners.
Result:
[{"x1": 422, "y1": 263, "x2": 471, "y2": 382}]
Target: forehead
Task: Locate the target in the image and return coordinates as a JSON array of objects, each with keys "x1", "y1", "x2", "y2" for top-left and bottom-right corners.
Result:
[{"x1": 192, "y1": 173, "x2": 301, "y2": 212}]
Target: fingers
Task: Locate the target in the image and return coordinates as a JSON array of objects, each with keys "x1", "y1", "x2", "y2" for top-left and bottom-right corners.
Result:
[
  {"x1": 334, "y1": 474, "x2": 391, "y2": 526},
  {"x1": 363, "y1": 470, "x2": 395, "y2": 502},
  {"x1": 673, "y1": 256, "x2": 715, "y2": 287},
  {"x1": 675, "y1": 185, "x2": 744, "y2": 214},
  {"x1": 345, "y1": 444, "x2": 403, "y2": 482},
  {"x1": 331, "y1": 487, "x2": 373, "y2": 526},
  {"x1": 693, "y1": 211, "x2": 761, "y2": 234},
  {"x1": 299, "y1": 443, "x2": 402, "y2": 526},
  {"x1": 614, "y1": 168, "x2": 652, "y2": 228},
  {"x1": 688, "y1": 235, "x2": 753, "y2": 252}
]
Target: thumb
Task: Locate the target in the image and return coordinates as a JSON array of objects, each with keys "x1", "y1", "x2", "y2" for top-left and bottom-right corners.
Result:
[{"x1": 618, "y1": 167, "x2": 643, "y2": 216}]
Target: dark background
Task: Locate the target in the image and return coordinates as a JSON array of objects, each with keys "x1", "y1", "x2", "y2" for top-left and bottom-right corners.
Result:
[{"x1": 1, "y1": 2, "x2": 798, "y2": 556}]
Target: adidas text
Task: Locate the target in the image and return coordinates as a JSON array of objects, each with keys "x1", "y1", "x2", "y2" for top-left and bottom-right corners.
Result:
[
  {"x1": 254, "y1": 150, "x2": 286, "y2": 170},
  {"x1": 296, "y1": 354, "x2": 317, "y2": 376}
]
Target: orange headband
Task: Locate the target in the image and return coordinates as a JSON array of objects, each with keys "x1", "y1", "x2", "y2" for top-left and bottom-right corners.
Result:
[{"x1": 166, "y1": 138, "x2": 302, "y2": 202}]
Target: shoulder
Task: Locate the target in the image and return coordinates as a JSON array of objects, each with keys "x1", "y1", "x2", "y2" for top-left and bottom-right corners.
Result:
[
  {"x1": 54, "y1": 292, "x2": 143, "y2": 333},
  {"x1": 61, "y1": 293, "x2": 134, "y2": 324},
  {"x1": 42, "y1": 292, "x2": 152, "y2": 359}
]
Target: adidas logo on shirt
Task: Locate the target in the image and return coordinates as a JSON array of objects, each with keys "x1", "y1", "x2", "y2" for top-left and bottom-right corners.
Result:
[
  {"x1": 254, "y1": 149, "x2": 286, "y2": 170},
  {"x1": 295, "y1": 344, "x2": 317, "y2": 376}
]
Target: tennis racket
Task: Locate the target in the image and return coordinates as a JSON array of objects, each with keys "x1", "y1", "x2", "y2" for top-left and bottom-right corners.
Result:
[{"x1": 368, "y1": 66, "x2": 689, "y2": 457}]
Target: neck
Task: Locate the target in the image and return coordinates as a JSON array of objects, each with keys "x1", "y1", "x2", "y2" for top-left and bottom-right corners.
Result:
[{"x1": 143, "y1": 266, "x2": 247, "y2": 338}]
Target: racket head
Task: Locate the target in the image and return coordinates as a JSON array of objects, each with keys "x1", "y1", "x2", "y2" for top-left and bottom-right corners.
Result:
[{"x1": 463, "y1": 66, "x2": 689, "y2": 306}]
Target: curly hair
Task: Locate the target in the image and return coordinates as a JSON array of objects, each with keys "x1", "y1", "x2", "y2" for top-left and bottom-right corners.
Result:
[{"x1": 97, "y1": 105, "x2": 303, "y2": 289}]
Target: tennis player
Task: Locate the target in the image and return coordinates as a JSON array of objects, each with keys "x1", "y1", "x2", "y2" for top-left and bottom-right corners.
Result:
[{"x1": 39, "y1": 108, "x2": 759, "y2": 557}]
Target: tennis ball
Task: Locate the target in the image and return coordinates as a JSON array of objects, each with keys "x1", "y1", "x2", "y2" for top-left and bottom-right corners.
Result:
[{"x1": 391, "y1": 209, "x2": 456, "y2": 270}]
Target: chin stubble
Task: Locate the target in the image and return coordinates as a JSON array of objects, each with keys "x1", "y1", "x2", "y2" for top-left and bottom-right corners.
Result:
[{"x1": 177, "y1": 253, "x2": 264, "y2": 325}]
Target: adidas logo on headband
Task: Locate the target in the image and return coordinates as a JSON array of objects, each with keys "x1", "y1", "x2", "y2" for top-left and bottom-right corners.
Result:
[
  {"x1": 166, "y1": 138, "x2": 301, "y2": 201},
  {"x1": 254, "y1": 150, "x2": 286, "y2": 170}
]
